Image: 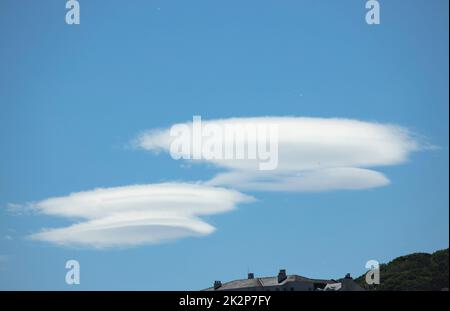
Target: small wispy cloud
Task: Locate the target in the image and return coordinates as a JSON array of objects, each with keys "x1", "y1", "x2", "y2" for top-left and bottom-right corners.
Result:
[
  {"x1": 6, "y1": 203, "x2": 33, "y2": 216},
  {"x1": 2, "y1": 235, "x2": 12, "y2": 241}
]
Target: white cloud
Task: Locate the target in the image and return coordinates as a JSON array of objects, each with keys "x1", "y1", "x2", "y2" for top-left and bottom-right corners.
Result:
[
  {"x1": 206, "y1": 167, "x2": 390, "y2": 192},
  {"x1": 136, "y1": 117, "x2": 420, "y2": 191},
  {"x1": 27, "y1": 183, "x2": 253, "y2": 248},
  {"x1": 19, "y1": 117, "x2": 421, "y2": 249}
]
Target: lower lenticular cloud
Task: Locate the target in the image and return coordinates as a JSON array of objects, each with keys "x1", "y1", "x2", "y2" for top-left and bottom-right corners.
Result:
[
  {"x1": 136, "y1": 117, "x2": 420, "y2": 192},
  {"x1": 27, "y1": 183, "x2": 253, "y2": 248}
]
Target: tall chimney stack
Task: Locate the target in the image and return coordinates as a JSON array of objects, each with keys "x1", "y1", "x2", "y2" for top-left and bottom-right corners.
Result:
[
  {"x1": 278, "y1": 269, "x2": 287, "y2": 283},
  {"x1": 214, "y1": 280, "x2": 222, "y2": 290}
]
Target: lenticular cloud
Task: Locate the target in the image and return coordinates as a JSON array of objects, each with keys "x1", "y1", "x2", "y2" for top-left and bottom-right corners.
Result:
[
  {"x1": 22, "y1": 116, "x2": 421, "y2": 248},
  {"x1": 137, "y1": 117, "x2": 420, "y2": 191},
  {"x1": 27, "y1": 183, "x2": 253, "y2": 248}
]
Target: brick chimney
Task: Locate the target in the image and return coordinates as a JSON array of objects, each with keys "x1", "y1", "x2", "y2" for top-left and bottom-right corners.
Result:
[
  {"x1": 213, "y1": 280, "x2": 222, "y2": 290},
  {"x1": 278, "y1": 269, "x2": 287, "y2": 283},
  {"x1": 248, "y1": 273, "x2": 254, "y2": 279}
]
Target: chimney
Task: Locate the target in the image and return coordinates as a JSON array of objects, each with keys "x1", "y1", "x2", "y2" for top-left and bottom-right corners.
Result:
[
  {"x1": 278, "y1": 269, "x2": 287, "y2": 283},
  {"x1": 248, "y1": 273, "x2": 254, "y2": 279},
  {"x1": 213, "y1": 280, "x2": 222, "y2": 290}
]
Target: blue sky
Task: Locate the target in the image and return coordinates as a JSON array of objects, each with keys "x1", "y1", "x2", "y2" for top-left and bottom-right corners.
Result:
[{"x1": 0, "y1": 0, "x2": 448, "y2": 290}]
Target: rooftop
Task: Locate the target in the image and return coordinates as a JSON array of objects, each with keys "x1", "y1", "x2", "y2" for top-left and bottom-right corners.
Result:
[{"x1": 203, "y1": 270, "x2": 345, "y2": 291}]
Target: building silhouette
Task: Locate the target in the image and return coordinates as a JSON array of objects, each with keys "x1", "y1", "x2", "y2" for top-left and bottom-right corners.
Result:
[{"x1": 203, "y1": 269, "x2": 365, "y2": 291}]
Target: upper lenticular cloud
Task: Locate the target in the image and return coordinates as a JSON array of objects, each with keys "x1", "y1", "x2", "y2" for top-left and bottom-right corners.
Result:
[
  {"x1": 28, "y1": 183, "x2": 254, "y2": 248},
  {"x1": 136, "y1": 117, "x2": 420, "y2": 191}
]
